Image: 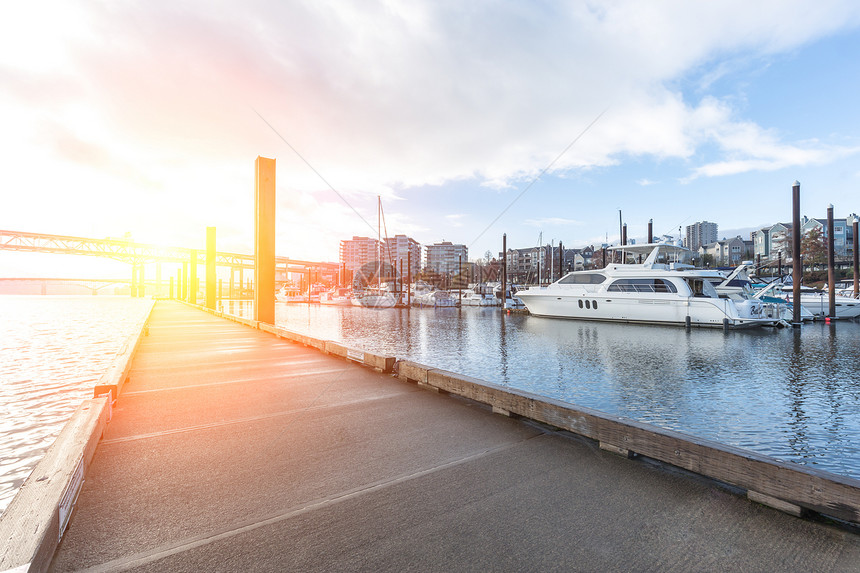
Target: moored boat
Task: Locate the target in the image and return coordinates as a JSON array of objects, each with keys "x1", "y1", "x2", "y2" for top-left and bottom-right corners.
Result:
[{"x1": 516, "y1": 244, "x2": 780, "y2": 328}]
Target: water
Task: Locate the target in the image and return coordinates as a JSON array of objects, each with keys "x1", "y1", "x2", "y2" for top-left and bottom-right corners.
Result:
[
  {"x1": 221, "y1": 300, "x2": 860, "y2": 478},
  {"x1": 0, "y1": 296, "x2": 152, "y2": 515}
]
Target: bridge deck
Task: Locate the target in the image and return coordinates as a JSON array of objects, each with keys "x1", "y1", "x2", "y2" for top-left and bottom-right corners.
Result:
[{"x1": 50, "y1": 301, "x2": 859, "y2": 571}]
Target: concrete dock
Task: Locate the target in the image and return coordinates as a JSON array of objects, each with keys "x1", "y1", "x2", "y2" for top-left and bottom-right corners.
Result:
[{"x1": 49, "y1": 301, "x2": 859, "y2": 571}]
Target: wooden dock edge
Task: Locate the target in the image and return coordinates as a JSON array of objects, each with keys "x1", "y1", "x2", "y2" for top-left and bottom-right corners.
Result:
[
  {"x1": 183, "y1": 302, "x2": 860, "y2": 525},
  {"x1": 0, "y1": 397, "x2": 110, "y2": 573},
  {"x1": 92, "y1": 299, "x2": 156, "y2": 401},
  {"x1": 398, "y1": 360, "x2": 860, "y2": 526},
  {"x1": 0, "y1": 300, "x2": 154, "y2": 572}
]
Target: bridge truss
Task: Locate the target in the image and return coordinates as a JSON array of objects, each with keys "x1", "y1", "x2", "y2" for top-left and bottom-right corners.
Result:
[{"x1": 0, "y1": 229, "x2": 339, "y2": 273}]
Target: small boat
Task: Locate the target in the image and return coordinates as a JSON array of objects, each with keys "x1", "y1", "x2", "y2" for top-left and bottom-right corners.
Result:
[
  {"x1": 460, "y1": 283, "x2": 500, "y2": 306},
  {"x1": 828, "y1": 280, "x2": 859, "y2": 299},
  {"x1": 320, "y1": 287, "x2": 353, "y2": 306},
  {"x1": 494, "y1": 283, "x2": 525, "y2": 309},
  {"x1": 355, "y1": 285, "x2": 398, "y2": 308},
  {"x1": 278, "y1": 283, "x2": 327, "y2": 303},
  {"x1": 752, "y1": 280, "x2": 814, "y2": 321},
  {"x1": 275, "y1": 283, "x2": 303, "y2": 302},
  {"x1": 516, "y1": 243, "x2": 780, "y2": 328},
  {"x1": 777, "y1": 287, "x2": 860, "y2": 319},
  {"x1": 413, "y1": 289, "x2": 457, "y2": 308}
]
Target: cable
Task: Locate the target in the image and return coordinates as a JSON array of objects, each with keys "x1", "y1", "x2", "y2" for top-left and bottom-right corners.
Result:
[
  {"x1": 253, "y1": 108, "x2": 377, "y2": 236},
  {"x1": 469, "y1": 107, "x2": 609, "y2": 248}
]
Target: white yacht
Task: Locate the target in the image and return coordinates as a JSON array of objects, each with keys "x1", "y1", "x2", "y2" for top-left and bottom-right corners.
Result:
[
  {"x1": 320, "y1": 287, "x2": 353, "y2": 306},
  {"x1": 356, "y1": 285, "x2": 398, "y2": 308},
  {"x1": 413, "y1": 289, "x2": 457, "y2": 308},
  {"x1": 460, "y1": 283, "x2": 499, "y2": 306},
  {"x1": 516, "y1": 244, "x2": 780, "y2": 329},
  {"x1": 775, "y1": 286, "x2": 860, "y2": 319}
]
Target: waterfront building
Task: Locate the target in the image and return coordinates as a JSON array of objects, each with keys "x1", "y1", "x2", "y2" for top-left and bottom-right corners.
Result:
[
  {"x1": 752, "y1": 222, "x2": 792, "y2": 263},
  {"x1": 701, "y1": 236, "x2": 751, "y2": 266},
  {"x1": 685, "y1": 221, "x2": 718, "y2": 252},
  {"x1": 339, "y1": 236, "x2": 382, "y2": 273},
  {"x1": 384, "y1": 234, "x2": 422, "y2": 277},
  {"x1": 425, "y1": 241, "x2": 468, "y2": 276},
  {"x1": 501, "y1": 246, "x2": 546, "y2": 284},
  {"x1": 800, "y1": 213, "x2": 858, "y2": 259}
]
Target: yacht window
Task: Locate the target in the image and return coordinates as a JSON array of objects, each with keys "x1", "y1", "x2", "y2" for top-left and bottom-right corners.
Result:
[
  {"x1": 558, "y1": 273, "x2": 607, "y2": 285},
  {"x1": 592, "y1": 300, "x2": 598, "y2": 310},
  {"x1": 687, "y1": 278, "x2": 719, "y2": 298},
  {"x1": 578, "y1": 300, "x2": 583, "y2": 308},
  {"x1": 585, "y1": 300, "x2": 591, "y2": 309},
  {"x1": 606, "y1": 278, "x2": 678, "y2": 293}
]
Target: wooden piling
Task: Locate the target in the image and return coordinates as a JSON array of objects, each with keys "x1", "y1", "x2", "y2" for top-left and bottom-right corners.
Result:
[
  {"x1": 502, "y1": 234, "x2": 507, "y2": 309},
  {"x1": 827, "y1": 205, "x2": 835, "y2": 318},
  {"x1": 189, "y1": 250, "x2": 197, "y2": 306},
  {"x1": 206, "y1": 227, "x2": 216, "y2": 310},
  {"x1": 558, "y1": 241, "x2": 563, "y2": 278},
  {"x1": 791, "y1": 181, "x2": 802, "y2": 325},
  {"x1": 854, "y1": 220, "x2": 859, "y2": 297},
  {"x1": 254, "y1": 156, "x2": 276, "y2": 324}
]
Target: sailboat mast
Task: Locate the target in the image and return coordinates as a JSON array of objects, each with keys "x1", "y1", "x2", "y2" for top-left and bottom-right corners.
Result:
[{"x1": 377, "y1": 196, "x2": 381, "y2": 286}]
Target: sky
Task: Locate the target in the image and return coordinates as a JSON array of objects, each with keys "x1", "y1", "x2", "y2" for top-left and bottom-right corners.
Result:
[{"x1": 2, "y1": 1, "x2": 860, "y2": 278}]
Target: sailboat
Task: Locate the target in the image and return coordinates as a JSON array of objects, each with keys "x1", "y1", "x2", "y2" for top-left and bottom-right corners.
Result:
[{"x1": 357, "y1": 196, "x2": 397, "y2": 308}]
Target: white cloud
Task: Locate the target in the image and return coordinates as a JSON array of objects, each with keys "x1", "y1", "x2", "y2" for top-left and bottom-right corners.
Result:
[{"x1": 3, "y1": 0, "x2": 860, "y2": 261}]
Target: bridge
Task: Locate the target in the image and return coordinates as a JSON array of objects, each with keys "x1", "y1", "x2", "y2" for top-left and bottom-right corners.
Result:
[
  {"x1": 0, "y1": 229, "x2": 342, "y2": 297},
  {"x1": 0, "y1": 277, "x2": 131, "y2": 295}
]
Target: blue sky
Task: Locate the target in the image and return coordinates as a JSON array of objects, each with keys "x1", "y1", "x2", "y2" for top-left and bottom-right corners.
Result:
[{"x1": 2, "y1": 1, "x2": 859, "y2": 277}]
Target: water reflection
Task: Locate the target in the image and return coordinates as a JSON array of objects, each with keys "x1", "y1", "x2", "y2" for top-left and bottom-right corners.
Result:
[
  {"x1": 0, "y1": 296, "x2": 153, "y2": 515},
  {"x1": 218, "y1": 302, "x2": 860, "y2": 478}
]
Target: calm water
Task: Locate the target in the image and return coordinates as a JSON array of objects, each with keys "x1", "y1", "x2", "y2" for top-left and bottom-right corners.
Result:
[
  {"x1": 0, "y1": 296, "x2": 153, "y2": 515},
  {"x1": 220, "y1": 300, "x2": 860, "y2": 478}
]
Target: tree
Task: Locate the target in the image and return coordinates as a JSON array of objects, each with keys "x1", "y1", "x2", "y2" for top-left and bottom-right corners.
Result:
[
  {"x1": 590, "y1": 249, "x2": 606, "y2": 269},
  {"x1": 802, "y1": 227, "x2": 827, "y2": 269}
]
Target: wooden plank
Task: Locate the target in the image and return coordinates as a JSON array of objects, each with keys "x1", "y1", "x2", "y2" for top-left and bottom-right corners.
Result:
[
  {"x1": 397, "y1": 360, "x2": 433, "y2": 385},
  {"x1": 92, "y1": 300, "x2": 154, "y2": 401},
  {"x1": 423, "y1": 367, "x2": 860, "y2": 524},
  {"x1": 0, "y1": 398, "x2": 110, "y2": 573},
  {"x1": 362, "y1": 353, "x2": 396, "y2": 374}
]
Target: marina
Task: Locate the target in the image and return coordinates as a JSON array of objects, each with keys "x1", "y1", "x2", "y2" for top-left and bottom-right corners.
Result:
[{"x1": 4, "y1": 5, "x2": 860, "y2": 570}]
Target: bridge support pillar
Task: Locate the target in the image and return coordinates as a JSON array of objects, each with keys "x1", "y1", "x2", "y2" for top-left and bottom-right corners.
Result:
[
  {"x1": 254, "y1": 156, "x2": 276, "y2": 324},
  {"x1": 182, "y1": 262, "x2": 188, "y2": 300},
  {"x1": 189, "y1": 251, "x2": 197, "y2": 305},
  {"x1": 156, "y1": 262, "x2": 162, "y2": 298},
  {"x1": 206, "y1": 227, "x2": 216, "y2": 310},
  {"x1": 138, "y1": 264, "x2": 145, "y2": 298}
]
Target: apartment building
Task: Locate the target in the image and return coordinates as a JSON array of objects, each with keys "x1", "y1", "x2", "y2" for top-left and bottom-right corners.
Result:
[{"x1": 425, "y1": 241, "x2": 468, "y2": 275}]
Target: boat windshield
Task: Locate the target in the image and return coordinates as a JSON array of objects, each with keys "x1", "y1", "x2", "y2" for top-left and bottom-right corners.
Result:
[{"x1": 557, "y1": 273, "x2": 607, "y2": 285}]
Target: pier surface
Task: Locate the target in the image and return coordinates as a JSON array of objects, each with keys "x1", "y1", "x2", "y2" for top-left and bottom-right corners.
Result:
[{"x1": 51, "y1": 301, "x2": 859, "y2": 571}]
